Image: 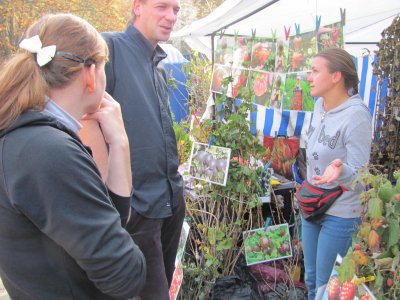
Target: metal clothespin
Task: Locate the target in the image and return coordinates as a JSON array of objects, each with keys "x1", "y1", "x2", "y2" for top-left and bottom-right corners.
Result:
[
  {"x1": 264, "y1": 216, "x2": 271, "y2": 231},
  {"x1": 219, "y1": 29, "x2": 226, "y2": 39}
]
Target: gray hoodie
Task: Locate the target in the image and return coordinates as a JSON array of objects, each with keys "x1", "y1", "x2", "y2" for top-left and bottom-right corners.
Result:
[{"x1": 305, "y1": 95, "x2": 372, "y2": 218}]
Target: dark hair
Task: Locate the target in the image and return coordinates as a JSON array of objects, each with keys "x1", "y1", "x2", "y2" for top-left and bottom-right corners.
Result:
[
  {"x1": 315, "y1": 48, "x2": 359, "y2": 95},
  {"x1": 0, "y1": 13, "x2": 108, "y2": 130}
]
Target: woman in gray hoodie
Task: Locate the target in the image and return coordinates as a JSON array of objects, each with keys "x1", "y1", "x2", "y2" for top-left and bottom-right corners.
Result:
[{"x1": 302, "y1": 48, "x2": 372, "y2": 299}]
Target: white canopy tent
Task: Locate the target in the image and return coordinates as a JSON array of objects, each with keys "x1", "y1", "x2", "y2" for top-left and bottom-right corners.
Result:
[
  {"x1": 172, "y1": 0, "x2": 399, "y2": 143},
  {"x1": 173, "y1": 0, "x2": 400, "y2": 58}
]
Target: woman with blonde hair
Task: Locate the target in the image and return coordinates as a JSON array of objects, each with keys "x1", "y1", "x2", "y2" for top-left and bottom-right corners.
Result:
[{"x1": 0, "y1": 13, "x2": 145, "y2": 299}]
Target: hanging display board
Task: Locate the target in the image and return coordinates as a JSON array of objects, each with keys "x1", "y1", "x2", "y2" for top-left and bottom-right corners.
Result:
[{"x1": 210, "y1": 22, "x2": 344, "y2": 113}]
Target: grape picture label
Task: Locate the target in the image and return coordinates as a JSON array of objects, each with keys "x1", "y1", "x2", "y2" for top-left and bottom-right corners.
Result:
[{"x1": 188, "y1": 142, "x2": 231, "y2": 186}]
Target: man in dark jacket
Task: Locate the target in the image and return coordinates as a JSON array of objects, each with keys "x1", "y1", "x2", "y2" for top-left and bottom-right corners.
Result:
[{"x1": 102, "y1": 0, "x2": 185, "y2": 299}]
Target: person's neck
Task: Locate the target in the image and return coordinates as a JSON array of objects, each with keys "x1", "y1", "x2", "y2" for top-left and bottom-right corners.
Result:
[
  {"x1": 322, "y1": 90, "x2": 350, "y2": 111},
  {"x1": 132, "y1": 22, "x2": 158, "y2": 48},
  {"x1": 48, "y1": 88, "x2": 85, "y2": 121}
]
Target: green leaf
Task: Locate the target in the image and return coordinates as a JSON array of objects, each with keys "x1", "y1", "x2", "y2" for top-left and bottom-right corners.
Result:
[
  {"x1": 388, "y1": 218, "x2": 400, "y2": 248},
  {"x1": 368, "y1": 197, "x2": 383, "y2": 219},
  {"x1": 377, "y1": 181, "x2": 394, "y2": 202},
  {"x1": 207, "y1": 228, "x2": 216, "y2": 245},
  {"x1": 216, "y1": 238, "x2": 233, "y2": 251},
  {"x1": 337, "y1": 250, "x2": 356, "y2": 284},
  {"x1": 242, "y1": 166, "x2": 251, "y2": 176},
  {"x1": 205, "y1": 258, "x2": 214, "y2": 268},
  {"x1": 215, "y1": 229, "x2": 225, "y2": 241},
  {"x1": 373, "y1": 271, "x2": 384, "y2": 294}
]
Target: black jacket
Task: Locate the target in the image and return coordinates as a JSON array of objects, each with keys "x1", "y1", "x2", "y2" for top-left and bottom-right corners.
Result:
[
  {"x1": 0, "y1": 111, "x2": 146, "y2": 299},
  {"x1": 103, "y1": 25, "x2": 184, "y2": 219}
]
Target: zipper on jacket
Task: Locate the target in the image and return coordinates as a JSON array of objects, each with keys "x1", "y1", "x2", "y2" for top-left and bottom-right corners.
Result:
[{"x1": 321, "y1": 111, "x2": 327, "y2": 123}]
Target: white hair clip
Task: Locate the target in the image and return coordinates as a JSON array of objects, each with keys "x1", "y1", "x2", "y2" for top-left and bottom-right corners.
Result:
[{"x1": 19, "y1": 35, "x2": 56, "y2": 67}]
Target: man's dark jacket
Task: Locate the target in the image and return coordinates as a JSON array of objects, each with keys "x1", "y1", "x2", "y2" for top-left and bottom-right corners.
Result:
[{"x1": 103, "y1": 25, "x2": 183, "y2": 219}]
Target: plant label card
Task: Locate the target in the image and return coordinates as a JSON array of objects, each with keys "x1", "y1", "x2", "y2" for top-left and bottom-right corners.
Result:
[
  {"x1": 188, "y1": 142, "x2": 231, "y2": 186},
  {"x1": 215, "y1": 36, "x2": 235, "y2": 65},
  {"x1": 169, "y1": 261, "x2": 183, "y2": 300},
  {"x1": 318, "y1": 254, "x2": 376, "y2": 300},
  {"x1": 250, "y1": 38, "x2": 277, "y2": 72},
  {"x1": 169, "y1": 221, "x2": 190, "y2": 300},
  {"x1": 232, "y1": 36, "x2": 252, "y2": 69},
  {"x1": 268, "y1": 73, "x2": 286, "y2": 109},
  {"x1": 248, "y1": 70, "x2": 275, "y2": 106},
  {"x1": 317, "y1": 22, "x2": 344, "y2": 52},
  {"x1": 274, "y1": 39, "x2": 289, "y2": 73},
  {"x1": 283, "y1": 71, "x2": 313, "y2": 111},
  {"x1": 229, "y1": 68, "x2": 249, "y2": 99},
  {"x1": 259, "y1": 168, "x2": 272, "y2": 203},
  {"x1": 243, "y1": 223, "x2": 292, "y2": 266},
  {"x1": 211, "y1": 64, "x2": 231, "y2": 94},
  {"x1": 175, "y1": 221, "x2": 190, "y2": 264},
  {"x1": 287, "y1": 30, "x2": 317, "y2": 72}
]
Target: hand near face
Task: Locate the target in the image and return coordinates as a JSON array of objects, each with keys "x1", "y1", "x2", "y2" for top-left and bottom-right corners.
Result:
[
  {"x1": 82, "y1": 92, "x2": 128, "y2": 148},
  {"x1": 312, "y1": 158, "x2": 343, "y2": 185},
  {"x1": 82, "y1": 92, "x2": 132, "y2": 197}
]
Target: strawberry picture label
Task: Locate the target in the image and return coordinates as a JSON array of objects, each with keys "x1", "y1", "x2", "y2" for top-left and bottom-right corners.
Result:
[
  {"x1": 287, "y1": 30, "x2": 316, "y2": 72},
  {"x1": 320, "y1": 255, "x2": 377, "y2": 300},
  {"x1": 250, "y1": 39, "x2": 277, "y2": 72},
  {"x1": 169, "y1": 221, "x2": 190, "y2": 300},
  {"x1": 317, "y1": 22, "x2": 344, "y2": 52}
]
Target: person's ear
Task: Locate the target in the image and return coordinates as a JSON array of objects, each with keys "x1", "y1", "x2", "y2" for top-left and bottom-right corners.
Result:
[
  {"x1": 133, "y1": 0, "x2": 141, "y2": 18},
  {"x1": 85, "y1": 65, "x2": 96, "y2": 94},
  {"x1": 332, "y1": 71, "x2": 342, "y2": 84}
]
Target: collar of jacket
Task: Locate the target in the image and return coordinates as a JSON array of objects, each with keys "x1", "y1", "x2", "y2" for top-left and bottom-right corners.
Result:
[{"x1": 125, "y1": 24, "x2": 167, "y2": 66}]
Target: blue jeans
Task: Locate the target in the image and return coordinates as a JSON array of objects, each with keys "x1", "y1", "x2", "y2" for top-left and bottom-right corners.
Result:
[{"x1": 301, "y1": 215, "x2": 360, "y2": 300}]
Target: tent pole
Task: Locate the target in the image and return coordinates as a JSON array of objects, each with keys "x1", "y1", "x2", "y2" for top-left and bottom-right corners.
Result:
[
  {"x1": 211, "y1": 33, "x2": 215, "y2": 68},
  {"x1": 211, "y1": 33, "x2": 216, "y2": 124}
]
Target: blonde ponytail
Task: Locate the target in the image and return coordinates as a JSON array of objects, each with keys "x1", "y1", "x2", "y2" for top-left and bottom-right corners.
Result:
[{"x1": 0, "y1": 53, "x2": 47, "y2": 130}]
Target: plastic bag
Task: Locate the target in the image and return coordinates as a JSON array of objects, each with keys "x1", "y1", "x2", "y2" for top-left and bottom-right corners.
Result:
[{"x1": 213, "y1": 275, "x2": 256, "y2": 300}]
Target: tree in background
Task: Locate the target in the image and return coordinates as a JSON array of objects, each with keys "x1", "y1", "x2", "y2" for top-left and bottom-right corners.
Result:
[
  {"x1": 175, "y1": 0, "x2": 224, "y2": 30},
  {"x1": 0, "y1": 0, "x2": 224, "y2": 61},
  {"x1": 0, "y1": 0, "x2": 131, "y2": 62}
]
